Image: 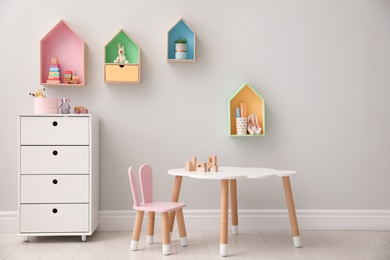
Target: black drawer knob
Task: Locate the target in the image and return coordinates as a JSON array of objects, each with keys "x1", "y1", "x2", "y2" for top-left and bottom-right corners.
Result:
[
  {"x1": 52, "y1": 121, "x2": 58, "y2": 127},
  {"x1": 52, "y1": 179, "x2": 58, "y2": 184},
  {"x1": 52, "y1": 150, "x2": 58, "y2": 156},
  {"x1": 52, "y1": 208, "x2": 58, "y2": 214}
]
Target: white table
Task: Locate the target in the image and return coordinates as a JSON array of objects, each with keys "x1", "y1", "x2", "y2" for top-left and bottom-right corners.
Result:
[{"x1": 167, "y1": 167, "x2": 301, "y2": 257}]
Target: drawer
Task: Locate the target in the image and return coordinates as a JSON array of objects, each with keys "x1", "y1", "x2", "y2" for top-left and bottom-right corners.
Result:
[
  {"x1": 20, "y1": 146, "x2": 89, "y2": 174},
  {"x1": 21, "y1": 175, "x2": 89, "y2": 203},
  {"x1": 20, "y1": 204, "x2": 88, "y2": 233},
  {"x1": 20, "y1": 116, "x2": 89, "y2": 145},
  {"x1": 105, "y1": 64, "x2": 139, "y2": 82}
]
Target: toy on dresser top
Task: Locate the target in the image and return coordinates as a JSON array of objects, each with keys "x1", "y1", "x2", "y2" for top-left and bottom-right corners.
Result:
[
  {"x1": 29, "y1": 88, "x2": 59, "y2": 114},
  {"x1": 74, "y1": 106, "x2": 89, "y2": 114},
  {"x1": 29, "y1": 87, "x2": 46, "y2": 98},
  {"x1": 185, "y1": 155, "x2": 218, "y2": 173},
  {"x1": 59, "y1": 98, "x2": 71, "y2": 114}
]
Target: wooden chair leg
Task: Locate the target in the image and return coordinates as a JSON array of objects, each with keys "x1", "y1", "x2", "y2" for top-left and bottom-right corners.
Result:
[
  {"x1": 161, "y1": 212, "x2": 170, "y2": 255},
  {"x1": 282, "y1": 176, "x2": 301, "y2": 248},
  {"x1": 176, "y1": 208, "x2": 188, "y2": 246},
  {"x1": 230, "y1": 179, "x2": 238, "y2": 235},
  {"x1": 220, "y1": 179, "x2": 229, "y2": 257},
  {"x1": 169, "y1": 176, "x2": 183, "y2": 233},
  {"x1": 131, "y1": 210, "x2": 144, "y2": 250},
  {"x1": 146, "y1": 211, "x2": 155, "y2": 244}
]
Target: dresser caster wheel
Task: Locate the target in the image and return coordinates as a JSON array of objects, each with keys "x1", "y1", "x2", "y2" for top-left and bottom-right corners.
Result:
[
  {"x1": 23, "y1": 236, "x2": 29, "y2": 242},
  {"x1": 81, "y1": 235, "x2": 87, "y2": 242}
]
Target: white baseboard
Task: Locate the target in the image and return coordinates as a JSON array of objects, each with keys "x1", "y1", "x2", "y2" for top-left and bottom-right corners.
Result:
[
  {"x1": 2, "y1": 210, "x2": 390, "y2": 233},
  {"x1": 0, "y1": 211, "x2": 18, "y2": 232},
  {"x1": 99, "y1": 209, "x2": 390, "y2": 231}
]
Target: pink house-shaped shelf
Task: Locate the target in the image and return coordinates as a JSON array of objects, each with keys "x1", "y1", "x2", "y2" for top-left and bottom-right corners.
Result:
[{"x1": 40, "y1": 20, "x2": 86, "y2": 86}]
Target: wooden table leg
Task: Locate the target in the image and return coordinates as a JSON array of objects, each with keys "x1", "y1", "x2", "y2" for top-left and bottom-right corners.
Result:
[
  {"x1": 169, "y1": 176, "x2": 183, "y2": 234},
  {"x1": 230, "y1": 179, "x2": 238, "y2": 235},
  {"x1": 220, "y1": 179, "x2": 229, "y2": 257},
  {"x1": 282, "y1": 176, "x2": 301, "y2": 248}
]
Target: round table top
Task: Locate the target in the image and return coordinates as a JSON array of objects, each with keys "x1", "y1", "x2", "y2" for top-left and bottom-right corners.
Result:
[{"x1": 168, "y1": 167, "x2": 297, "y2": 180}]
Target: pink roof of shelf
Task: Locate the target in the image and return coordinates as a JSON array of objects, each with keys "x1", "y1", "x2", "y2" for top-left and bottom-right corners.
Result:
[{"x1": 40, "y1": 20, "x2": 86, "y2": 85}]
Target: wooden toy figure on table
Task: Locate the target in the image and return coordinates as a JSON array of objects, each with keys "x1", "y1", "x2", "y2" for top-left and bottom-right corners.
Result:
[
  {"x1": 247, "y1": 113, "x2": 262, "y2": 135},
  {"x1": 185, "y1": 155, "x2": 218, "y2": 172}
]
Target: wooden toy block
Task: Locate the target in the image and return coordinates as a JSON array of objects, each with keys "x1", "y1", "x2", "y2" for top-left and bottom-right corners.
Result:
[
  {"x1": 207, "y1": 155, "x2": 218, "y2": 172},
  {"x1": 51, "y1": 58, "x2": 58, "y2": 64},
  {"x1": 185, "y1": 161, "x2": 191, "y2": 171},
  {"x1": 191, "y1": 156, "x2": 197, "y2": 170},
  {"x1": 196, "y1": 162, "x2": 206, "y2": 172},
  {"x1": 185, "y1": 156, "x2": 197, "y2": 171}
]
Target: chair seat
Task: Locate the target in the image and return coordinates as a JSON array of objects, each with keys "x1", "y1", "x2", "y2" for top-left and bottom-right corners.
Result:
[{"x1": 134, "y1": 201, "x2": 186, "y2": 213}]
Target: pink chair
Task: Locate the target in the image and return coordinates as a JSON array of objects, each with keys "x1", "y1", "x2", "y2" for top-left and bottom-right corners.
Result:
[{"x1": 128, "y1": 164, "x2": 187, "y2": 255}]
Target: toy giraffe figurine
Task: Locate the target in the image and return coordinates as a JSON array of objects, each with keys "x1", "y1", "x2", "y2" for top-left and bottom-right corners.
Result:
[{"x1": 29, "y1": 88, "x2": 46, "y2": 98}]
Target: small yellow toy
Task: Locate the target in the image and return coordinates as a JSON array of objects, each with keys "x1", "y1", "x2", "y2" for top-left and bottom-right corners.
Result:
[{"x1": 29, "y1": 88, "x2": 46, "y2": 98}]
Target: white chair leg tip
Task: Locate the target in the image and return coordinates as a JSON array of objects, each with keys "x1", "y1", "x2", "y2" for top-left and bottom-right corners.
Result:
[
  {"x1": 163, "y1": 244, "x2": 170, "y2": 255},
  {"x1": 130, "y1": 240, "x2": 138, "y2": 251},
  {"x1": 146, "y1": 235, "x2": 154, "y2": 244},
  {"x1": 232, "y1": 225, "x2": 239, "y2": 235},
  {"x1": 180, "y1": 237, "x2": 188, "y2": 247},
  {"x1": 220, "y1": 244, "x2": 228, "y2": 257},
  {"x1": 293, "y1": 236, "x2": 302, "y2": 248}
]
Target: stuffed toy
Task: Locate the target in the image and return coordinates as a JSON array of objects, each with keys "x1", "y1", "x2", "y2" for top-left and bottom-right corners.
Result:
[
  {"x1": 114, "y1": 43, "x2": 129, "y2": 63},
  {"x1": 29, "y1": 88, "x2": 46, "y2": 98},
  {"x1": 59, "y1": 98, "x2": 71, "y2": 114}
]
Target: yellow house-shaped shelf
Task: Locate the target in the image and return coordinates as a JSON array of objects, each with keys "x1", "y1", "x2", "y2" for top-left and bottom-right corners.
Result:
[
  {"x1": 104, "y1": 29, "x2": 141, "y2": 83},
  {"x1": 228, "y1": 82, "x2": 265, "y2": 136},
  {"x1": 40, "y1": 19, "x2": 87, "y2": 86}
]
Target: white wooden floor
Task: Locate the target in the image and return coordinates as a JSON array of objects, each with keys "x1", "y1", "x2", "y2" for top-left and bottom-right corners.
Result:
[{"x1": 1, "y1": 230, "x2": 390, "y2": 259}]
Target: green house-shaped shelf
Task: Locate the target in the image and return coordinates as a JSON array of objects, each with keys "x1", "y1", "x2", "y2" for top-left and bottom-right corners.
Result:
[
  {"x1": 104, "y1": 29, "x2": 141, "y2": 83},
  {"x1": 228, "y1": 82, "x2": 265, "y2": 136},
  {"x1": 41, "y1": 19, "x2": 86, "y2": 86},
  {"x1": 167, "y1": 19, "x2": 196, "y2": 62}
]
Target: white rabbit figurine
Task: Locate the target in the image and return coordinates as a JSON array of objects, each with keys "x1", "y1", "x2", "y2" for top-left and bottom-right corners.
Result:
[{"x1": 114, "y1": 43, "x2": 129, "y2": 63}]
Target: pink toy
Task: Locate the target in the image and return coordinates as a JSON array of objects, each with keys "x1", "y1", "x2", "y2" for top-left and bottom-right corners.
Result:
[
  {"x1": 128, "y1": 164, "x2": 188, "y2": 255},
  {"x1": 59, "y1": 98, "x2": 71, "y2": 114},
  {"x1": 247, "y1": 113, "x2": 262, "y2": 135}
]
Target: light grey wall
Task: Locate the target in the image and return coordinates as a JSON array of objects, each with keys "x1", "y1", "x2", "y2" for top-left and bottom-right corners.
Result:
[{"x1": 1, "y1": 0, "x2": 389, "y2": 211}]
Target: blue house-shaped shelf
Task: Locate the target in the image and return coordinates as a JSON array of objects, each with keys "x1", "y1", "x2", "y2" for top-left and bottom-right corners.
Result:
[
  {"x1": 167, "y1": 19, "x2": 196, "y2": 62},
  {"x1": 228, "y1": 82, "x2": 265, "y2": 136}
]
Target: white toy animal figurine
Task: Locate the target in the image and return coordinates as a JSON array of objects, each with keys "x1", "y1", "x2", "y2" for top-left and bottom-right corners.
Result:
[{"x1": 114, "y1": 43, "x2": 129, "y2": 63}]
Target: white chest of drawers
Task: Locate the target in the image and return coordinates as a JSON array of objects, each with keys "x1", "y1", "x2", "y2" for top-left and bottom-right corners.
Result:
[{"x1": 17, "y1": 114, "x2": 99, "y2": 242}]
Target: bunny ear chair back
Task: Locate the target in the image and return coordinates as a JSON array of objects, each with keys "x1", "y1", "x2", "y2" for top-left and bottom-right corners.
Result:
[{"x1": 128, "y1": 164, "x2": 188, "y2": 255}]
